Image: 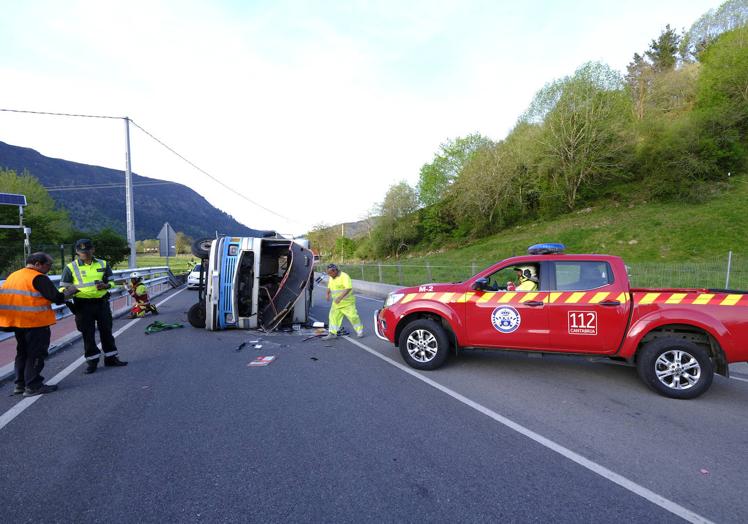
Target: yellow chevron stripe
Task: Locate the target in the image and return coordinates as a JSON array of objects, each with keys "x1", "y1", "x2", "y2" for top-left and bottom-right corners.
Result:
[
  {"x1": 477, "y1": 292, "x2": 496, "y2": 303},
  {"x1": 617, "y1": 292, "x2": 628, "y2": 303},
  {"x1": 438, "y1": 292, "x2": 455, "y2": 303},
  {"x1": 692, "y1": 294, "x2": 714, "y2": 305},
  {"x1": 721, "y1": 294, "x2": 742, "y2": 306},
  {"x1": 498, "y1": 292, "x2": 517, "y2": 303},
  {"x1": 423, "y1": 292, "x2": 436, "y2": 300},
  {"x1": 455, "y1": 292, "x2": 475, "y2": 303},
  {"x1": 401, "y1": 293, "x2": 417, "y2": 304},
  {"x1": 589, "y1": 292, "x2": 609, "y2": 304},
  {"x1": 639, "y1": 293, "x2": 660, "y2": 305},
  {"x1": 547, "y1": 292, "x2": 563, "y2": 303},
  {"x1": 565, "y1": 292, "x2": 586, "y2": 304},
  {"x1": 665, "y1": 293, "x2": 687, "y2": 304},
  {"x1": 519, "y1": 292, "x2": 539, "y2": 303}
]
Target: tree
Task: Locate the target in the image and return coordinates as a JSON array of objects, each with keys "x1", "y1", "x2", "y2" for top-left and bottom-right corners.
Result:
[
  {"x1": 523, "y1": 62, "x2": 634, "y2": 210},
  {"x1": 307, "y1": 223, "x2": 337, "y2": 257},
  {"x1": 334, "y1": 236, "x2": 357, "y2": 261},
  {"x1": 371, "y1": 181, "x2": 419, "y2": 257},
  {"x1": 646, "y1": 25, "x2": 681, "y2": 72},
  {"x1": 0, "y1": 169, "x2": 73, "y2": 276},
  {"x1": 176, "y1": 232, "x2": 193, "y2": 254},
  {"x1": 416, "y1": 133, "x2": 494, "y2": 207},
  {"x1": 682, "y1": 0, "x2": 748, "y2": 61}
]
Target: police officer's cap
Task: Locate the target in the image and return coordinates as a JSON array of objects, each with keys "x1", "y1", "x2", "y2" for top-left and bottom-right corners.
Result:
[{"x1": 75, "y1": 238, "x2": 94, "y2": 252}]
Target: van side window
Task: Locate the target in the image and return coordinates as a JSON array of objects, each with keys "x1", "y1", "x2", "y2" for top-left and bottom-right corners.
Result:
[{"x1": 553, "y1": 261, "x2": 612, "y2": 291}]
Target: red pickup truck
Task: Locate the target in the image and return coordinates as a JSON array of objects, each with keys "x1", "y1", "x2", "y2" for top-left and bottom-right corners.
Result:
[{"x1": 374, "y1": 245, "x2": 748, "y2": 399}]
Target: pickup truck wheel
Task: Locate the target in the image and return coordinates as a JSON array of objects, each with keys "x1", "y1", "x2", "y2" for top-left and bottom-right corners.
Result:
[
  {"x1": 187, "y1": 302, "x2": 206, "y2": 329},
  {"x1": 636, "y1": 338, "x2": 714, "y2": 399},
  {"x1": 191, "y1": 237, "x2": 213, "y2": 259},
  {"x1": 399, "y1": 319, "x2": 449, "y2": 370}
]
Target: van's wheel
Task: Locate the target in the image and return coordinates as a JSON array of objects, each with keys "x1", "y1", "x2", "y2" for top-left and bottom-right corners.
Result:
[
  {"x1": 188, "y1": 302, "x2": 206, "y2": 329},
  {"x1": 191, "y1": 237, "x2": 213, "y2": 259},
  {"x1": 636, "y1": 338, "x2": 714, "y2": 399},
  {"x1": 399, "y1": 319, "x2": 450, "y2": 370}
]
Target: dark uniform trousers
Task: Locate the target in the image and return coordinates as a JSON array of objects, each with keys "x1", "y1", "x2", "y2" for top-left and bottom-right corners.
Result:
[
  {"x1": 13, "y1": 326, "x2": 51, "y2": 390},
  {"x1": 73, "y1": 297, "x2": 118, "y2": 364}
]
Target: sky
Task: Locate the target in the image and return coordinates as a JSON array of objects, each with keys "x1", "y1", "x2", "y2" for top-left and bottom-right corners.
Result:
[{"x1": 0, "y1": 0, "x2": 724, "y2": 237}]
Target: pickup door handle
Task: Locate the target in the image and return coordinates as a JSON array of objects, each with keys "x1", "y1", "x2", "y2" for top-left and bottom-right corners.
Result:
[
  {"x1": 525, "y1": 301, "x2": 544, "y2": 307},
  {"x1": 600, "y1": 300, "x2": 621, "y2": 306}
]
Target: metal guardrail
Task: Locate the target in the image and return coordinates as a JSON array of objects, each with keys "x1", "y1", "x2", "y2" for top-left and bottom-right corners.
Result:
[{"x1": 0, "y1": 266, "x2": 180, "y2": 342}]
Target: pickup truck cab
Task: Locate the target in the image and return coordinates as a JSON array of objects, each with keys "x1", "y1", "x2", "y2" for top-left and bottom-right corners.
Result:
[
  {"x1": 375, "y1": 244, "x2": 748, "y2": 399},
  {"x1": 188, "y1": 234, "x2": 314, "y2": 332}
]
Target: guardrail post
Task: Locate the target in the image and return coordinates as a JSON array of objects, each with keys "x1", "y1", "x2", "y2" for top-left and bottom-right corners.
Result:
[
  {"x1": 726, "y1": 251, "x2": 733, "y2": 289},
  {"x1": 426, "y1": 262, "x2": 432, "y2": 282},
  {"x1": 378, "y1": 263, "x2": 382, "y2": 283},
  {"x1": 361, "y1": 264, "x2": 365, "y2": 280},
  {"x1": 398, "y1": 263, "x2": 403, "y2": 286}
]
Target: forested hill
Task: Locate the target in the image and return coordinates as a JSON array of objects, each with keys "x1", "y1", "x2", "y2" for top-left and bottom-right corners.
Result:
[{"x1": 0, "y1": 140, "x2": 256, "y2": 239}]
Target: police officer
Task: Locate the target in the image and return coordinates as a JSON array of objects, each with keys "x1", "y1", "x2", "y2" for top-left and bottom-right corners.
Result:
[
  {"x1": 0, "y1": 253, "x2": 78, "y2": 396},
  {"x1": 323, "y1": 263, "x2": 364, "y2": 339},
  {"x1": 513, "y1": 265, "x2": 539, "y2": 291},
  {"x1": 60, "y1": 239, "x2": 127, "y2": 374}
]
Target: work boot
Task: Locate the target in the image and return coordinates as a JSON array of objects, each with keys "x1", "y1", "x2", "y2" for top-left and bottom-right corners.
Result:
[
  {"x1": 356, "y1": 331, "x2": 365, "y2": 339},
  {"x1": 12, "y1": 384, "x2": 25, "y2": 395},
  {"x1": 321, "y1": 334, "x2": 337, "y2": 341},
  {"x1": 23, "y1": 384, "x2": 58, "y2": 397},
  {"x1": 84, "y1": 363, "x2": 98, "y2": 374},
  {"x1": 104, "y1": 356, "x2": 128, "y2": 367}
]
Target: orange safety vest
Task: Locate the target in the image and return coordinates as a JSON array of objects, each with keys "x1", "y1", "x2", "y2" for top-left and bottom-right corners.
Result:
[{"x1": 0, "y1": 268, "x2": 56, "y2": 328}]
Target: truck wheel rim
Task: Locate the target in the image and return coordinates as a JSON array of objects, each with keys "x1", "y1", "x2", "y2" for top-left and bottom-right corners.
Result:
[
  {"x1": 406, "y1": 329, "x2": 438, "y2": 362},
  {"x1": 654, "y1": 349, "x2": 701, "y2": 390}
]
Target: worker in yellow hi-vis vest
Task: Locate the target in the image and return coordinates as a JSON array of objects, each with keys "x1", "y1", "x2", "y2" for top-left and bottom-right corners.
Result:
[{"x1": 323, "y1": 263, "x2": 364, "y2": 340}]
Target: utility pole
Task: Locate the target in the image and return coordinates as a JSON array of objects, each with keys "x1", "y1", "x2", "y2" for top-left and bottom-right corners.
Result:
[{"x1": 124, "y1": 117, "x2": 136, "y2": 269}]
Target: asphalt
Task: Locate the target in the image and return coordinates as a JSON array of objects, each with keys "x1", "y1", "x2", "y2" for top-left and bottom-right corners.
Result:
[{"x1": 0, "y1": 286, "x2": 745, "y2": 522}]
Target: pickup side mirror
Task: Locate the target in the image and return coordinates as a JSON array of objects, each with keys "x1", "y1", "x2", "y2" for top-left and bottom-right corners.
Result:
[{"x1": 472, "y1": 277, "x2": 489, "y2": 291}]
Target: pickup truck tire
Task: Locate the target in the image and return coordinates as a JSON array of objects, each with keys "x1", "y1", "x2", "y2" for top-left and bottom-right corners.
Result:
[
  {"x1": 399, "y1": 319, "x2": 450, "y2": 370},
  {"x1": 191, "y1": 237, "x2": 213, "y2": 259},
  {"x1": 187, "y1": 302, "x2": 206, "y2": 329},
  {"x1": 636, "y1": 338, "x2": 714, "y2": 399}
]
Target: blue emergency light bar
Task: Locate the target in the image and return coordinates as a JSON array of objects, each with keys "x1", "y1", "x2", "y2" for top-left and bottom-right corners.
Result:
[
  {"x1": 0, "y1": 193, "x2": 27, "y2": 206},
  {"x1": 527, "y1": 243, "x2": 565, "y2": 255}
]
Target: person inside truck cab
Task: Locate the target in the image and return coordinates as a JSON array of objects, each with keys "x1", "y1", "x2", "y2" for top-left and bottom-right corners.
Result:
[{"x1": 513, "y1": 265, "x2": 539, "y2": 291}]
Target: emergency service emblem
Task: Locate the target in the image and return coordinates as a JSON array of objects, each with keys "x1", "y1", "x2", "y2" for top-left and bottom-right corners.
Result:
[{"x1": 491, "y1": 306, "x2": 521, "y2": 333}]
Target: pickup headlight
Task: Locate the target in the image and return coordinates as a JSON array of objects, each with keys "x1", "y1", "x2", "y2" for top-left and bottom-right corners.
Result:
[{"x1": 384, "y1": 292, "x2": 404, "y2": 308}]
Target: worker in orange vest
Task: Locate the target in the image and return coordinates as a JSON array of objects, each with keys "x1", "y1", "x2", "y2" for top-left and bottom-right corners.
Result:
[{"x1": 0, "y1": 253, "x2": 78, "y2": 396}]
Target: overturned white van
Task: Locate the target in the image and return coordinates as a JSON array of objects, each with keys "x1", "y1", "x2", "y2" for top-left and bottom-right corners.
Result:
[{"x1": 187, "y1": 234, "x2": 314, "y2": 332}]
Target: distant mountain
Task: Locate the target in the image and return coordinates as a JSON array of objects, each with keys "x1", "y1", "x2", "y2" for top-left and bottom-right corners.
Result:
[{"x1": 0, "y1": 140, "x2": 259, "y2": 239}]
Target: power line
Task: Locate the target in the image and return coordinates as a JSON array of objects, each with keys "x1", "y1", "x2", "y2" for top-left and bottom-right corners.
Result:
[
  {"x1": 43, "y1": 181, "x2": 180, "y2": 192},
  {"x1": 1, "y1": 107, "x2": 298, "y2": 225},
  {"x1": 128, "y1": 119, "x2": 295, "y2": 223},
  {"x1": 0, "y1": 108, "x2": 122, "y2": 120}
]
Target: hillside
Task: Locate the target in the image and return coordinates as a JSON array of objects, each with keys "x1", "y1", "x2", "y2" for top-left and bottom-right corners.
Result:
[{"x1": 0, "y1": 140, "x2": 258, "y2": 239}]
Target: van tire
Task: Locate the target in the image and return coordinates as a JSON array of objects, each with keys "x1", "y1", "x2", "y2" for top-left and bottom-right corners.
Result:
[
  {"x1": 191, "y1": 237, "x2": 213, "y2": 259},
  {"x1": 636, "y1": 338, "x2": 713, "y2": 399},
  {"x1": 188, "y1": 302, "x2": 206, "y2": 329}
]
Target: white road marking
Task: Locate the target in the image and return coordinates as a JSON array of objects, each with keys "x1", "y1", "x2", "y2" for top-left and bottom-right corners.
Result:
[
  {"x1": 341, "y1": 334, "x2": 713, "y2": 524},
  {"x1": 731, "y1": 375, "x2": 748, "y2": 383},
  {"x1": 355, "y1": 295, "x2": 384, "y2": 303},
  {"x1": 0, "y1": 287, "x2": 186, "y2": 431}
]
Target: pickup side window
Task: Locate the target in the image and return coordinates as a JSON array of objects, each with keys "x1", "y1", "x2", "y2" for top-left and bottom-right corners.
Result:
[{"x1": 552, "y1": 261, "x2": 612, "y2": 291}]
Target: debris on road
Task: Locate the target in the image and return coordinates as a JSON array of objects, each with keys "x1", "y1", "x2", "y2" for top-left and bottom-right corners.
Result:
[
  {"x1": 236, "y1": 342, "x2": 247, "y2": 352},
  {"x1": 144, "y1": 321, "x2": 184, "y2": 335},
  {"x1": 248, "y1": 356, "x2": 275, "y2": 367}
]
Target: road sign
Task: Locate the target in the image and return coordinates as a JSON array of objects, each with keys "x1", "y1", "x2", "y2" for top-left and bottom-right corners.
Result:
[{"x1": 158, "y1": 222, "x2": 177, "y2": 257}]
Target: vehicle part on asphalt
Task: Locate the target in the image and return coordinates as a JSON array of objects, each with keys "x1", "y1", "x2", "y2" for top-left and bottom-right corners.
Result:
[{"x1": 144, "y1": 321, "x2": 184, "y2": 335}]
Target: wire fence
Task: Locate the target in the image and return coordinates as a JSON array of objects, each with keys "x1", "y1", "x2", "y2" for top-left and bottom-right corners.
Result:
[{"x1": 334, "y1": 252, "x2": 747, "y2": 290}]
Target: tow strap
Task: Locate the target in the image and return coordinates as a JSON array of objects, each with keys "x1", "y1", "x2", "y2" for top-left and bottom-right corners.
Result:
[{"x1": 144, "y1": 320, "x2": 184, "y2": 335}]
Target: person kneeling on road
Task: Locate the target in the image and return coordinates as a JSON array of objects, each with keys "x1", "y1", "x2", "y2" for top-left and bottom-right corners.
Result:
[
  {"x1": 0, "y1": 253, "x2": 78, "y2": 397},
  {"x1": 60, "y1": 238, "x2": 127, "y2": 375},
  {"x1": 126, "y1": 272, "x2": 158, "y2": 319},
  {"x1": 323, "y1": 264, "x2": 364, "y2": 340}
]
